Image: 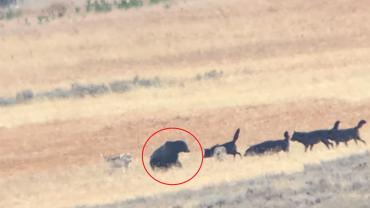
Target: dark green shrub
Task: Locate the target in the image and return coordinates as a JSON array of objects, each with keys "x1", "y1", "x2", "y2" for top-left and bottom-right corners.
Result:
[
  {"x1": 86, "y1": 0, "x2": 94, "y2": 12},
  {"x1": 116, "y1": 0, "x2": 143, "y2": 9},
  {"x1": 86, "y1": 0, "x2": 112, "y2": 13},
  {"x1": 37, "y1": 15, "x2": 49, "y2": 24},
  {"x1": 149, "y1": 0, "x2": 168, "y2": 5},
  {"x1": 91, "y1": 0, "x2": 112, "y2": 13}
]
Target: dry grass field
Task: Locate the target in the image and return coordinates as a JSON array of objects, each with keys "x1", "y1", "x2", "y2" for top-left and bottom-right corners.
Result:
[
  {"x1": 1, "y1": 0, "x2": 370, "y2": 207},
  {"x1": 78, "y1": 151, "x2": 370, "y2": 208}
]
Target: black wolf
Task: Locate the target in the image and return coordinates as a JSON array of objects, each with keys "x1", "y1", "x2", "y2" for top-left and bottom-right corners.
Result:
[{"x1": 244, "y1": 131, "x2": 290, "y2": 156}]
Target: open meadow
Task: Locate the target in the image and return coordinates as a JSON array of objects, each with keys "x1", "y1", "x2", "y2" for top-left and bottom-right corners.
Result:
[{"x1": 1, "y1": 0, "x2": 370, "y2": 207}]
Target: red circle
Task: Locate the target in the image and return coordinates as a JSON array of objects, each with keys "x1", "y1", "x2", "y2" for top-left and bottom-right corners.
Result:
[{"x1": 141, "y1": 127, "x2": 204, "y2": 186}]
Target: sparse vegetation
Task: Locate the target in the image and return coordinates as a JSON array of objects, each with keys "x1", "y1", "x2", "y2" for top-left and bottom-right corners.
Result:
[
  {"x1": 2, "y1": 8, "x2": 21, "y2": 20},
  {"x1": 86, "y1": 0, "x2": 143, "y2": 13},
  {"x1": 195, "y1": 70, "x2": 223, "y2": 81},
  {"x1": 0, "y1": 71, "x2": 225, "y2": 106},
  {"x1": 132, "y1": 75, "x2": 160, "y2": 88},
  {"x1": 115, "y1": 0, "x2": 143, "y2": 10},
  {"x1": 38, "y1": 88, "x2": 70, "y2": 100},
  {"x1": 0, "y1": 96, "x2": 16, "y2": 106},
  {"x1": 15, "y1": 90, "x2": 34, "y2": 103},
  {"x1": 0, "y1": 76, "x2": 164, "y2": 106},
  {"x1": 70, "y1": 83, "x2": 109, "y2": 98},
  {"x1": 109, "y1": 80, "x2": 132, "y2": 93},
  {"x1": 149, "y1": 0, "x2": 169, "y2": 5},
  {"x1": 37, "y1": 15, "x2": 49, "y2": 24},
  {"x1": 86, "y1": 0, "x2": 94, "y2": 13},
  {"x1": 92, "y1": 0, "x2": 112, "y2": 13},
  {"x1": 75, "y1": 6, "x2": 81, "y2": 14},
  {"x1": 77, "y1": 151, "x2": 370, "y2": 208},
  {"x1": 43, "y1": 2, "x2": 67, "y2": 19},
  {"x1": 0, "y1": 0, "x2": 157, "y2": 23}
]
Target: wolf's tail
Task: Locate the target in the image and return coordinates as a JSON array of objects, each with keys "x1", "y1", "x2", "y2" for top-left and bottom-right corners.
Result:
[{"x1": 232, "y1": 128, "x2": 240, "y2": 143}]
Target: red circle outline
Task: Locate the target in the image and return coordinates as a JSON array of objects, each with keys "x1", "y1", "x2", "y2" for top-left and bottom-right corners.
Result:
[{"x1": 141, "y1": 127, "x2": 204, "y2": 186}]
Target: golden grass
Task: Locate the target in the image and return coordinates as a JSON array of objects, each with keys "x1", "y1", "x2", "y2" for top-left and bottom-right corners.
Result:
[
  {"x1": 0, "y1": 144, "x2": 368, "y2": 208},
  {"x1": 1, "y1": 0, "x2": 370, "y2": 95},
  {"x1": 1, "y1": 0, "x2": 370, "y2": 207},
  {"x1": 1, "y1": 63, "x2": 370, "y2": 128}
]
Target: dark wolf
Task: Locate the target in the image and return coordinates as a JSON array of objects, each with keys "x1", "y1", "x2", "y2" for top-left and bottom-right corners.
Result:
[
  {"x1": 244, "y1": 131, "x2": 290, "y2": 156},
  {"x1": 330, "y1": 120, "x2": 367, "y2": 146},
  {"x1": 291, "y1": 121, "x2": 340, "y2": 152},
  {"x1": 204, "y1": 128, "x2": 242, "y2": 158}
]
